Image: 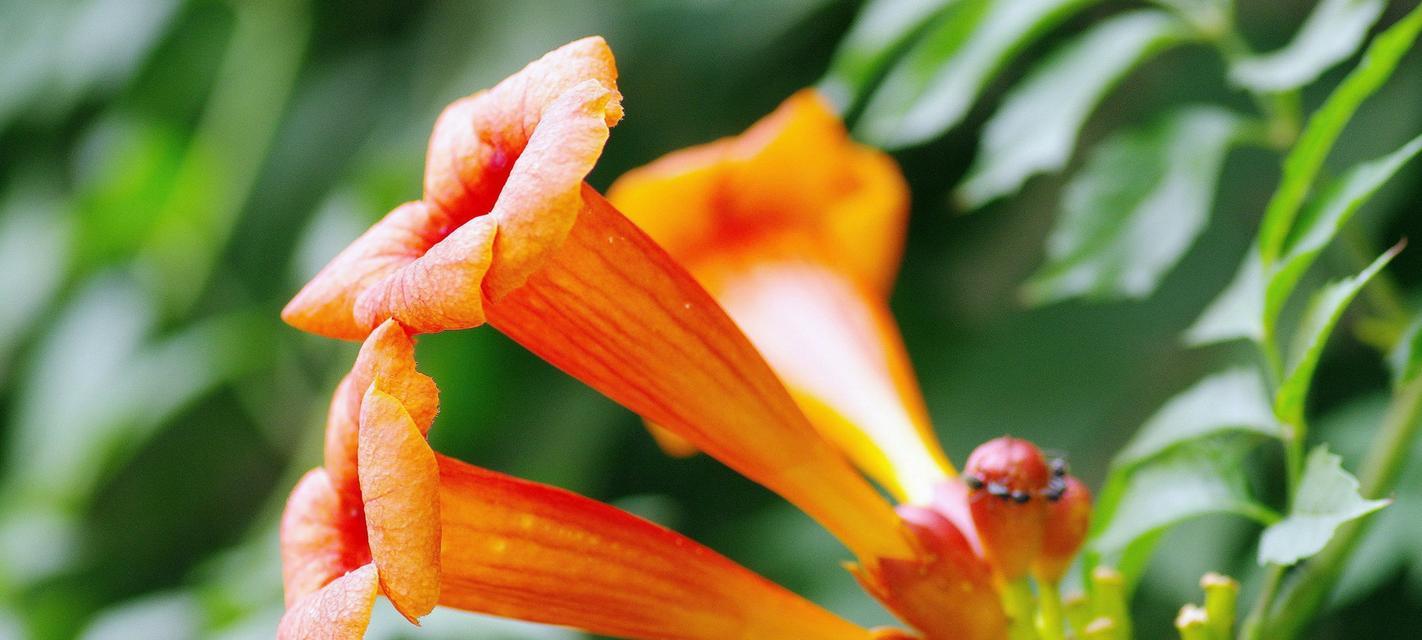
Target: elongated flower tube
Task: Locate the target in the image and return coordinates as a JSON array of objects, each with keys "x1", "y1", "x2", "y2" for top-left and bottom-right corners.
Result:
[
  {"x1": 278, "y1": 319, "x2": 877, "y2": 640},
  {"x1": 281, "y1": 37, "x2": 912, "y2": 563},
  {"x1": 606, "y1": 90, "x2": 952, "y2": 504}
]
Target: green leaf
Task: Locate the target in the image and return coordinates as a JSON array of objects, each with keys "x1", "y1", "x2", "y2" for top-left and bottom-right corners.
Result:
[
  {"x1": 1256, "y1": 2, "x2": 1422, "y2": 265},
  {"x1": 1230, "y1": 0, "x2": 1386, "y2": 93},
  {"x1": 1258, "y1": 446, "x2": 1389, "y2": 565},
  {"x1": 855, "y1": 0, "x2": 1095, "y2": 149},
  {"x1": 1265, "y1": 133, "x2": 1422, "y2": 335},
  {"x1": 1185, "y1": 245, "x2": 1266, "y2": 346},
  {"x1": 1389, "y1": 315, "x2": 1422, "y2": 387},
  {"x1": 1023, "y1": 107, "x2": 1243, "y2": 304},
  {"x1": 818, "y1": 0, "x2": 956, "y2": 111},
  {"x1": 1275, "y1": 245, "x2": 1402, "y2": 426},
  {"x1": 956, "y1": 10, "x2": 1188, "y2": 207},
  {"x1": 1091, "y1": 438, "x2": 1278, "y2": 554},
  {"x1": 1115, "y1": 368, "x2": 1282, "y2": 467}
]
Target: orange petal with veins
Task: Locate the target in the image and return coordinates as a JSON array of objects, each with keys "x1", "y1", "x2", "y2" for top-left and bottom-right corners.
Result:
[
  {"x1": 282, "y1": 202, "x2": 441, "y2": 341},
  {"x1": 277, "y1": 563, "x2": 380, "y2": 640},
  {"x1": 358, "y1": 386, "x2": 441, "y2": 622},
  {"x1": 279, "y1": 468, "x2": 370, "y2": 606},
  {"x1": 484, "y1": 188, "x2": 911, "y2": 562},
  {"x1": 284, "y1": 37, "x2": 621, "y2": 340},
  {"x1": 435, "y1": 455, "x2": 872, "y2": 640},
  {"x1": 325, "y1": 320, "x2": 439, "y2": 497}
]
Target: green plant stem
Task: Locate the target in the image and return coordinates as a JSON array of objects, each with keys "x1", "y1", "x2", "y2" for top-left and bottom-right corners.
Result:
[
  {"x1": 1239, "y1": 563, "x2": 1285, "y2": 640},
  {"x1": 1036, "y1": 582, "x2": 1067, "y2": 640},
  {"x1": 1260, "y1": 373, "x2": 1422, "y2": 639}
]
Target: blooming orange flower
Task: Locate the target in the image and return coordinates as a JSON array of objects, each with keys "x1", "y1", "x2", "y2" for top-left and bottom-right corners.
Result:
[
  {"x1": 607, "y1": 90, "x2": 952, "y2": 504},
  {"x1": 278, "y1": 320, "x2": 874, "y2": 639},
  {"x1": 282, "y1": 36, "x2": 910, "y2": 565},
  {"x1": 281, "y1": 35, "x2": 1091, "y2": 640}
]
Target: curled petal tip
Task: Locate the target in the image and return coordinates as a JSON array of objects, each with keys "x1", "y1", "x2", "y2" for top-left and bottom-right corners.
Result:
[
  {"x1": 358, "y1": 386, "x2": 442, "y2": 621},
  {"x1": 277, "y1": 563, "x2": 380, "y2": 640},
  {"x1": 280, "y1": 468, "x2": 369, "y2": 607}
]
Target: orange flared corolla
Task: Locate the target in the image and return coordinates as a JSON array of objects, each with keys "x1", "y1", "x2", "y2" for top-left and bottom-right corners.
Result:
[
  {"x1": 607, "y1": 90, "x2": 952, "y2": 504},
  {"x1": 281, "y1": 38, "x2": 911, "y2": 563},
  {"x1": 279, "y1": 318, "x2": 877, "y2": 640}
]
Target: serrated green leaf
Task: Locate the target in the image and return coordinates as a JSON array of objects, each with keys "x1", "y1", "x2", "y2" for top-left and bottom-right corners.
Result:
[
  {"x1": 1091, "y1": 438, "x2": 1278, "y2": 554},
  {"x1": 1258, "y1": 446, "x2": 1389, "y2": 565},
  {"x1": 1115, "y1": 368, "x2": 1282, "y2": 467},
  {"x1": 1023, "y1": 107, "x2": 1243, "y2": 304},
  {"x1": 1389, "y1": 315, "x2": 1422, "y2": 387},
  {"x1": 1257, "y1": 3, "x2": 1422, "y2": 265},
  {"x1": 1275, "y1": 245, "x2": 1402, "y2": 425},
  {"x1": 1185, "y1": 245, "x2": 1266, "y2": 346},
  {"x1": 818, "y1": 0, "x2": 955, "y2": 111},
  {"x1": 855, "y1": 0, "x2": 1095, "y2": 149},
  {"x1": 1265, "y1": 133, "x2": 1422, "y2": 335},
  {"x1": 1230, "y1": 0, "x2": 1386, "y2": 93},
  {"x1": 957, "y1": 10, "x2": 1189, "y2": 207}
]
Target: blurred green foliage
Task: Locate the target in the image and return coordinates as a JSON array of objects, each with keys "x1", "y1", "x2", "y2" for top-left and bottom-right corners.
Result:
[{"x1": 2, "y1": 1, "x2": 1420, "y2": 639}]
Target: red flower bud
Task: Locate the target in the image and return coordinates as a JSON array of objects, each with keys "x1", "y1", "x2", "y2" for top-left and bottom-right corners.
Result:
[
  {"x1": 1035, "y1": 474, "x2": 1091, "y2": 583},
  {"x1": 963, "y1": 437, "x2": 1051, "y2": 579},
  {"x1": 855, "y1": 505, "x2": 1007, "y2": 640}
]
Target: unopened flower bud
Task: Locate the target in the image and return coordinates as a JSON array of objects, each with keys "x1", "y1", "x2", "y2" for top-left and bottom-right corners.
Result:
[
  {"x1": 963, "y1": 437, "x2": 1051, "y2": 579},
  {"x1": 855, "y1": 505, "x2": 1007, "y2": 640},
  {"x1": 1035, "y1": 474, "x2": 1092, "y2": 583}
]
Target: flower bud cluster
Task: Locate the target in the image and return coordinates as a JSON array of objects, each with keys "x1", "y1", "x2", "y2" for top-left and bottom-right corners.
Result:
[{"x1": 960, "y1": 436, "x2": 1092, "y2": 583}]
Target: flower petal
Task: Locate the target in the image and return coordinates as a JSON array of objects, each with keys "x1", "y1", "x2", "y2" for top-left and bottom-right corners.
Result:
[
  {"x1": 607, "y1": 91, "x2": 949, "y2": 503},
  {"x1": 277, "y1": 563, "x2": 380, "y2": 640},
  {"x1": 713, "y1": 261, "x2": 951, "y2": 503},
  {"x1": 855, "y1": 506, "x2": 1006, "y2": 640},
  {"x1": 284, "y1": 37, "x2": 621, "y2": 340},
  {"x1": 607, "y1": 89, "x2": 907, "y2": 293},
  {"x1": 326, "y1": 319, "x2": 439, "y2": 497},
  {"x1": 435, "y1": 455, "x2": 872, "y2": 640},
  {"x1": 358, "y1": 386, "x2": 442, "y2": 622},
  {"x1": 484, "y1": 188, "x2": 911, "y2": 562},
  {"x1": 280, "y1": 468, "x2": 370, "y2": 606}
]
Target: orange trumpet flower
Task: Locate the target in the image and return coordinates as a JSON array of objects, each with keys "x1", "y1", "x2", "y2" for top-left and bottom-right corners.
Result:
[
  {"x1": 275, "y1": 35, "x2": 1092, "y2": 640},
  {"x1": 607, "y1": 90, "x2": 952, "y2": 504},
  {"x1": 278, "y1": 320, "x2": 874, "y2": 640},
  {"x1": 281, "y1": 36, "x2": 910, "y2": 564}
]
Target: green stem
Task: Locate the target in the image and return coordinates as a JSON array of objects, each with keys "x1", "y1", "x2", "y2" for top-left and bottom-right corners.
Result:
[
  {"x1": 1261, "y1": 373, "x2": 1422, "y2": 638},
  {"x1": 1036, "y1": 582, "x2": 1067, "y2": 640},
  {"x1": 1239, "y1": 563, "x2": 1285, "y2": 640}
]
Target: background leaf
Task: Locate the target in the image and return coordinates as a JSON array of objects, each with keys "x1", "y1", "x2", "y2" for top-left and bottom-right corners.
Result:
[
  {"x1": 1184, "y1": 246, "x2": 1266, "y2": 346},
  {"x1": 1023, "y1": 107, "x2": 1243, "y2": 304},
  {"x1": 855, "y1": 0, "x2": 1094, "y2": 148},
  {"x1": 1113, "y1": 368, "x2": 1282, "y2": 467},
  {"x1": 1258, "y1": 445, "x2": 1388, "y2": 566},
  {"x1": 1275, "y1": 245, "x2": 1402, "y2": 426},
  {"x1": 818, "y1": 0, "x2": 954, "y2": 111},
  {"x1": 1265, "y1": 132, "x2": 1422, "y2": 335},
  {"x1": 1230, "y1": 0, "x2": 1386, "y2": 93},
  {"x1": 956, "y1": 10, "x2": 1188, "y2": 207},
  {"x1": 1257, "y1": 2, "x2": 1422, "y2": 265},
  {"x1": 1091, "y1": 438, "x2": 1278, "y2": 555},
  {"x1": 1389, "y1": 315, "x2": 1422, "y2": 388}
]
